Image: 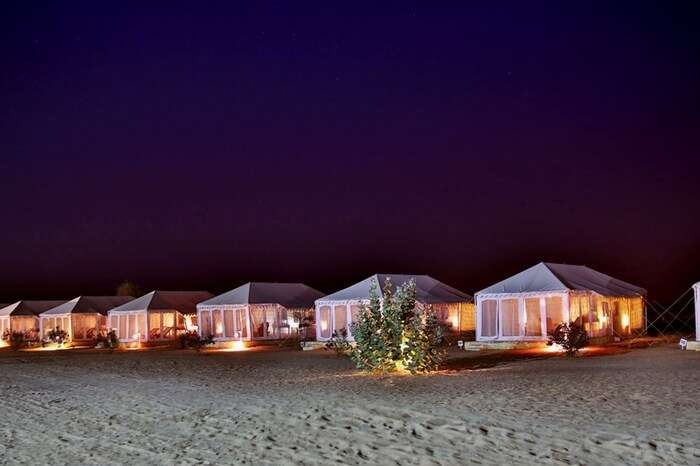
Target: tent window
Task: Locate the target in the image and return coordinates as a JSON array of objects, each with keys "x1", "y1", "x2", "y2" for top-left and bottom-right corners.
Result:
[
  {"x1": 118, "y1": 315, "x2": 127, "y2": 339},
  {"x1": 349, "y1": 304, "x2": 361, "y2": 336},
  {"x1": 480, "y1": 300, "x2": 498, "y2": 337},
  {"x1": 524, "y1": 298, "x2": 542, "y2": 336},
  {"x1": 44, "y1": 318, "x2": 50, "y2": 335},
  {"x1": 127, "y1": 314, "x2": 137, "y2": 339},
  {"x1": 224, "y1": 309, "x2": 234, "y2": 337},
  {"x1": 333, "y1": 305, "x2": 347, "y2": 333},
  {"x1": 267, "y1": 307, "x2": 278, "y2": 337},
  {"x1": 212, "y1": 309, "x2": 224, "y2": 337},
  {"x1": 200, "y1": 310, "x2": 211, "y2": 337},
  {"x1": 545, "y1": 297, "x2": 564, "y2": 334},
  {"x1": 149, "y1": 313, "x2": 162, "y2": 339},
  {"x1": 501, "y1": 299, "x2": 520, "y2": 337},
  {"x1": 319, "y1": 306, "x2": 331, "y2": 339},
  {"x1": 250, "y1": 307, "x2": 263, "y2": 338},
  {"x1": 235, "y1": 308, "x2": 247, "y2": 339},
  {"x1": 137, "y1": 313, "x2": 147, "y2": 340}
]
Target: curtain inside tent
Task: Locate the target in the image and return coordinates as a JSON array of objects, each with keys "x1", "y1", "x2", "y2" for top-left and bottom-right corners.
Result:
[
  {"x1": 149, "y1": 313, "x2": 161, "y2": 339},
  {"x1": 545, "y1": 297, "x2": 564, "y2": 334},
  {"x1": 235, "y1": 308, "x2": 247, "y2": 339},
  {"x1": 117, "y1": 315, "x2": 127, "y2": 339},
  {"x1": 127, "y1": 314, "x2": 137, "y2": 339},
  {"x1": 42, "y1": 318, "x2": 53, "y2": 337},
  {"x1": 446, "y1": 303, "x2": 461, "y2": 331},
  {"x1": 137, "y1": 313, "x2": 147, "y2": 340},
  {"x1": 350, "y1": 304, "x2": 361, "y2": 325},
  {"x1": 212, "y1": 309, "x2": 224, "y2": 338},
  {"x1": 0, "y1": 317, "x2": 9, "y2": 337},
  {"x1": 629, "y1": 297, "x2": 645, "y2": 332},
  {"x1": 161, "y1": 312, "x2": 175, "y2": 338},
  {"x1": 13, "y1": 316, "x2": 38, "y2": 334},
  {"x1": 72, "y1": 314, "x2": 98, "y2": 340},
  {"x1": 109, "y1": 315, "x2": 118, "y2": 332},
  {"x1": 223, "y1": 309, "x2": 234, "y2": 337},
  {"x1": 524, "y1": 298, "x2": 542, "y2": 336},
  {"x1": 200, "y1": 310, "x2": 211, "y2": 337},
  {"x1": 319, "y1": 306, "x2": 331, "y2": 339},
  {"x1": 333, "y1": 305, "x2": 347, "y2": 333},
  {"x1": 265, "y1": 306, "x2": 278, "y2": 337},
  {"x1": 460, "y1": 303, "x2": 476, "y2": 332},
  {"x1": 250, "y1": 306, "x2": 278, "y2": 338},
  {"x1": 501, "y1": 299, "x2": 519, "y2": 336},
  {"x1": 480, "y1": 300, "x2": 497, "y2": 337}
]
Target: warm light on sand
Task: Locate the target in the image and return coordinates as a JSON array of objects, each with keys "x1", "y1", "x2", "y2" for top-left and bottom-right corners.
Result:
[
  {"x1": 543, "y1": 343, "x2": 563, "y2": 353},
  {"x1": 25, "y1": 345, "x2": 69, "y2": 352},
  {"x1": 219, "y1": 340, "x2": 248, "y2": 352}
]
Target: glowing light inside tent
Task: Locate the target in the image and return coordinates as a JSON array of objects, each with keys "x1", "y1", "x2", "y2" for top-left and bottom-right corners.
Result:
[
  {"x1": 621, "y1": 313, "x2": 630, "y2": 329},
  {"x1": 184, "y1": 315, "x2": 194, "y2": 330},
  {"x1": 215, "y1": 322, "x2": 223, "y2": 335}
]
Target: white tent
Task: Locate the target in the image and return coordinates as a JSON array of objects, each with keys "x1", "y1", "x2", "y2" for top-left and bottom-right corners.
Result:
[
  {"x1": 0, "y1": 300, "x2": 67, "y2": 344},
  {"x1": 39, "y1": 296, "x2": 134, "y2": 342},
  {"x1": 315, "y1": 274, "x2": 474, "y2": 342},
  {"x1": 197, "y1": 282, "x2": 324, "y2": 342},
  {"x1": 108, "y1": 291, "x2": 212, "y2": 343},
  {"x1": 475, "y1": 262, "x2": 647, "y2": 342}
]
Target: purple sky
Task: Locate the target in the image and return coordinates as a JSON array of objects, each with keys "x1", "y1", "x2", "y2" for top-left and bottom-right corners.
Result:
[{"x1": 1, "y1": 2, "x2": 699, "y2": 303}]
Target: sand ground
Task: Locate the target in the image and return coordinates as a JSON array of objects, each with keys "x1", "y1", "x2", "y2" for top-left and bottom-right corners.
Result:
[{"x1": 0, "y1": 344, "x2": 698, "y2": 465}]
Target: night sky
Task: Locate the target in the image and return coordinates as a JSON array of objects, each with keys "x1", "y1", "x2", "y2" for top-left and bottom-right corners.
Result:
[{"x1": 1, "y1": 2, "x2": 699, "y2": 304}]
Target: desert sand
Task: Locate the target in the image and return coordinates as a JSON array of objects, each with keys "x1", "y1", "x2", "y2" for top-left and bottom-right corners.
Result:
[{"x1": 0, "y1": 344, "x2": 698, "y2": 465}]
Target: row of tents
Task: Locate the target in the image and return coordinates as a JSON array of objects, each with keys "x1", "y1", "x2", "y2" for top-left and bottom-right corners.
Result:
[{"x1": 0, "y1": 262, "x2": 670, "y2": 348}]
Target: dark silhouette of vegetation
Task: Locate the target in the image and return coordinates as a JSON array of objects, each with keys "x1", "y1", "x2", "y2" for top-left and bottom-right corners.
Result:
[
  {"x1": 178, "y1": 331, "x2": 213, "y2": 350},
  {"x1": 548, "y1": 322, "x2": 588, "y2": 356},
  {"x1": 116, "y1": 281, "x2": 143, "y2": 298}
]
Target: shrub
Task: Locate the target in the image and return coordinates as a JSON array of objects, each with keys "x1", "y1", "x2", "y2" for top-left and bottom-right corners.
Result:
[
  {"x1": 8, "y1": 331, "x2": 26, "y2": 351},
  {"x1": 324, "y1": 328, "x2": 351, "y2": 355},
  {"x1": 179, "y1": 331, "x2": 213, "y2": 350},
  {"x1": 47, "y1": 327, "x2": 69, "y2": 345},
  {"x1": 548, "y1": 322, "x2": 588, "y2": 356},
  {"x1": 351, "y1": 278, "x2": 447, "y2": 374},
  {"x1": 95, "y1": 330, "x2": 119, "y2": 349},
  {"x1": 402, "y1": 305, "x2": 446, "y2": 373}
]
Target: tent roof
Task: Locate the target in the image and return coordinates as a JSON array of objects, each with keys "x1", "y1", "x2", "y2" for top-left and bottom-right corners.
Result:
[
  {"x1": 319, "y1": 274, "x2": 472, "y2": 304},
  {"x1": 41, "y1": 296, "x2": 135, "y2": 316},
  {"x1": 200, "y1": 282, "x2": 325, "y2": 308},
  {"x1": 0, "y1": 300, "x2": 69, "y2": 317},
  {"x1": 476, "y1": 262, "x2": 646, "y2": 297},
  {"x1": 108, "y1": 291, "x2": 213, "y2": 314}
]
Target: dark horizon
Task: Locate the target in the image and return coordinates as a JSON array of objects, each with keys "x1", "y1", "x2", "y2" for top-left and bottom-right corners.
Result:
[{"x1": 2, "y1": 2, "x2": 699, "y2": 305}]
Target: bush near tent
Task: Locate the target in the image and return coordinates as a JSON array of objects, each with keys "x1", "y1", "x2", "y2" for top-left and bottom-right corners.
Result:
[{"x1": 351, "y1": 278, "x2": 446, "y2": 374}]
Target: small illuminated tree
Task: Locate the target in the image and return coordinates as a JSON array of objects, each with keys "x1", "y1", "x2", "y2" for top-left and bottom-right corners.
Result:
[{"x1": 351, "y1": 278, "x2": 446, "y2": 374}]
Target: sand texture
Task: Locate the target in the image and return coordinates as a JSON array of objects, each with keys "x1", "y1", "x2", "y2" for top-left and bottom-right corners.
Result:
[{"x1": 0, "y1": 345, "x2": 698, "y2": 465}]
